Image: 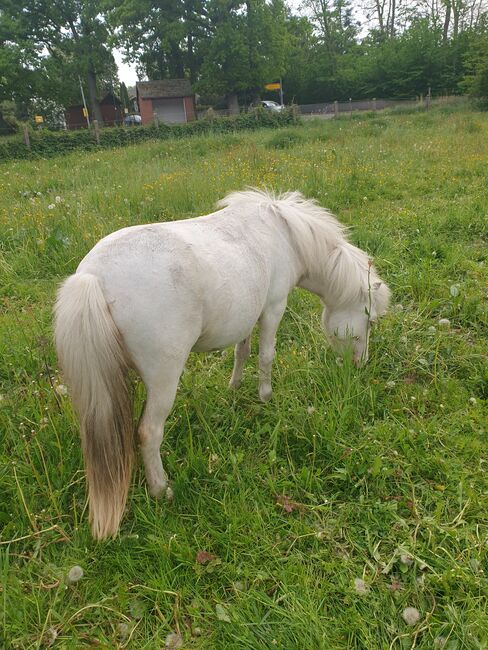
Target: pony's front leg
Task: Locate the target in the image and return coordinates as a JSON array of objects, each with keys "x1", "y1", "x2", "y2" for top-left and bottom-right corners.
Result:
[
  {"x1": 258, "y1": 301, "x2": 287, "y2": 402},
  {"x1": 229, "y1": 335, "x2": 251, "y2": 389},
  {"x1": 138, "y1": 363, "x2": 184, "y2": 500}
]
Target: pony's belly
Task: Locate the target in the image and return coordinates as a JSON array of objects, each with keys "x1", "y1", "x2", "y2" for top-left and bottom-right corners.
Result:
[{"x1": 191, "y1": 322, "x2": 255, "y2": 352}]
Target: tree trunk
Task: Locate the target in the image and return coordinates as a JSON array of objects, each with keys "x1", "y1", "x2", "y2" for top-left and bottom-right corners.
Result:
[
  {"x1": 452, "y1": 0, "x2": 460, "y2": 37},
  {"x1": 87, "y1": 64, "x2": 104, "y2": 125},
  {"x1": 227, "y1": 93, "x2": 240, "y2": 114},
  {"x1": 169, "y1": 41, "x2": 184, "y2": 78},
  {"x1": 389, "y1": 0, "x2": 396, "y2": 37},
  {"x1": 443, "y1": 1, "x2": 451, "y2": 41},
  {"x1": 188, "y1": 31, "x2": 196, "y2": 83},
  {"x1": 375, "y1": 0, "x2": 385, "y2": 35}
]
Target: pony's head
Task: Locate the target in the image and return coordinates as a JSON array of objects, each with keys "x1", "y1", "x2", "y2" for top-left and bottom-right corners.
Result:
[{"x1": 321, "y1": 280, "x2": 390, "y2": 366}]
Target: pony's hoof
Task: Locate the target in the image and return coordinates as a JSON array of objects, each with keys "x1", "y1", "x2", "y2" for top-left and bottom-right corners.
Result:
[
  {"x1": 148, "y1": 478, "x2": 168, "y2": 498},
  {"x1": 229, "y1": 379, "x2": 241, "y2": 390},
  {"x1": 165, "y1": 486, "x2": 174, "y2": 503},
  {"x1": 259, "y1": 387, "x2": 273, "y2": 402}
]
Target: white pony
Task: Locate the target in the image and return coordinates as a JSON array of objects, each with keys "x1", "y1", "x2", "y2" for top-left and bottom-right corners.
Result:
[{"x1": 55, "y1": 189, "x2": 390, "y2": 539}]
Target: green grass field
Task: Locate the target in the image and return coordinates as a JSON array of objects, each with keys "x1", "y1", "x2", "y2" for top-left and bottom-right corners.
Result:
[{"x1": 0, "y1": 105, "x2": 487, "y2": 649}]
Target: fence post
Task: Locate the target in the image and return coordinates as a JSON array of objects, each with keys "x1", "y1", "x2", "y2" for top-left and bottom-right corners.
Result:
[
  {"x1": 23, "y1": 125, "x2": 31, "y2": 150},
  {"x1": 334, "y1": 100, "x2": 338, "y2": 118},
  {"x1": 372, "y1": 98, "x2": 377, "y2": 112},
  {"x1": 426, "y1": 87, "x2": 431, "y2": 110},
  {"x1": 93, "y1": 119, "x2": 100, "y2": 144},
  {"x1": 153, "y1": 112, "x2": 159, "y2": 127},
  {"x1": 349, "y1": 98, "x2": 353, "y2": 118}
]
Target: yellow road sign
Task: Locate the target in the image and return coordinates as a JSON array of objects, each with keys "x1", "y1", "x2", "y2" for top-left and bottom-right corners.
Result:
[
  {"x1": 265, "y1": 83, "x2": 281, "y2": 91},
  {"x1": 34, "y1": 115, "x2": 44, "y2": 123}
]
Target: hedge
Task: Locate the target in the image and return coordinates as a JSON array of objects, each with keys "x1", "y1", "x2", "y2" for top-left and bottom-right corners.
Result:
[{"x1": 0, "y1": 108, "x2": 299, "y2": 162}]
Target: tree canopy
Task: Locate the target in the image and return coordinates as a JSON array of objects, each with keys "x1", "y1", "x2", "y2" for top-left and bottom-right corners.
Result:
[{"x1": 1, "y1": 0, "x2": 488, "y2": 127}]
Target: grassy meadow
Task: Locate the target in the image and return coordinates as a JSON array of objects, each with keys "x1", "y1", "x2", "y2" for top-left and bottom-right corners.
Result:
[{"x1": 0, "y1": 105, "x2": 487, "y2": 649}]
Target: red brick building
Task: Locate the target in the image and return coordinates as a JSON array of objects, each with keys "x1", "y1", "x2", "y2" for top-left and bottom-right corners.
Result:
[{"x1": 136, "y1": 79, "x2": 196, "y2": 125}]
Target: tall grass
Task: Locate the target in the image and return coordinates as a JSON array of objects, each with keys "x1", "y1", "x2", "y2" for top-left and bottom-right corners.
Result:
[{"x1": 0, "y1": 107, "x2": 487, "y2": 649}]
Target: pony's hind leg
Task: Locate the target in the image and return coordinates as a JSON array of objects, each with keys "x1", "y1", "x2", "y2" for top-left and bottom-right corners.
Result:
[
  {"x1": 137, "y1": 363, "x2": 184, "y2": 499},
  {"x1": 229, "y1": 335, "x2": 251, "y2": 389}
]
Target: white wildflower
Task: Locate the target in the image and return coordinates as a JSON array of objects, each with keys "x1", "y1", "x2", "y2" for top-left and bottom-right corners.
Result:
[
  {"x1": 307, "y1": 405, "x2": 316, "y2": 414},
  {"x1": 469, "y1": 397, "x2": 477, "y2": 405},
  {"x1": 438, "y1": 318, "x2": 450, "y2": 327},
  {"x1": 47, "y1": 204, "x2": 55, "y2": 210}
]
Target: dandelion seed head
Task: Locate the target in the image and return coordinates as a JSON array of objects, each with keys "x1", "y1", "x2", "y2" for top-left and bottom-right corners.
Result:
[
  {"x1": 402, "y1": 607, "x2": 420, "y2": 625},
  {"x1": 67, "y1": 565, "x2": 83, "y2": 584},
  {"x1": 165, "y1": 632, "x2": 183, "y2": 648},
  {"x1": 55, "y1": 384, "x2": 68, "y2": 396},
  {"x1": 354, "y1": 577, "x2": 368, "y2": 595}
]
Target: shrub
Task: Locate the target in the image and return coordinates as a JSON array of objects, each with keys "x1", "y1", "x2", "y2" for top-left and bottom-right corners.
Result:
[{"x1": 0, "y1": 108, "x2": 299, "y2": 162}]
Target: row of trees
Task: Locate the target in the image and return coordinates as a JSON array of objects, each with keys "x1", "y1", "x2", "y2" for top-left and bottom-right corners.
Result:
[{"x1": 1, "y1": 0, "x2": 488, "y2": 129}]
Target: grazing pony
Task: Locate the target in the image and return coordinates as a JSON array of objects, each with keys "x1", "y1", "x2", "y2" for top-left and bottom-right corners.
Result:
[{"x1": 54, "y1": 190, "x2": 390, "y2": 539}]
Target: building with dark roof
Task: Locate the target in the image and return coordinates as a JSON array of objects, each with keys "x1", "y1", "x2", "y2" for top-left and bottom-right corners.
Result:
[
  {"x1": 136, "y1": 79, "x2": 196, "y2": 125},
  {"x1": 65, "y1": 92, "x2": 124, "y2": 129}
]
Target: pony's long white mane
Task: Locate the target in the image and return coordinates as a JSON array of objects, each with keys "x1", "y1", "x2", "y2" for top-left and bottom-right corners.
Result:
[{"x1": 218, "y1": 189, "x2": 390, "y2": 314}]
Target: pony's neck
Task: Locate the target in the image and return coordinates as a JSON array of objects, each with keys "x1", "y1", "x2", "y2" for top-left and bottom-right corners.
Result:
[
  {"x1": 296, "y1": 240, "x2": 370, "y2": 309},
  {"x1": 297, "y1": 273, "x2": 327, "y2": 301}
]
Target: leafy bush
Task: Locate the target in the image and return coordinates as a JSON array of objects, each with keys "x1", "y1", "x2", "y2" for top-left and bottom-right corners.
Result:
[{"x1": 0, "y1": 108, "x2": 298, "y2": 162}]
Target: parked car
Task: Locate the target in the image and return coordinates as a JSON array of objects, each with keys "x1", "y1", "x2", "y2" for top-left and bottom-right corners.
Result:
[
  {"x1": 124, "y1": 114, "x2": 142, "y2": 126},
  {"x1": 256, "y1": 100, "x2": 284, "y2": 113}
]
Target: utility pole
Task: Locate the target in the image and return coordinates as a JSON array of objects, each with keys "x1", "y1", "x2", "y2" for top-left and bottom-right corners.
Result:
[{"x1": 79, "y1": 76, "x2": 90, "y2": 128}]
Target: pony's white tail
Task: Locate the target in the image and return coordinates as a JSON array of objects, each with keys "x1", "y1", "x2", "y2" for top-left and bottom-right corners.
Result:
[{"x1": 54, "y1": 273, "x2": 133, "y2": 540}]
